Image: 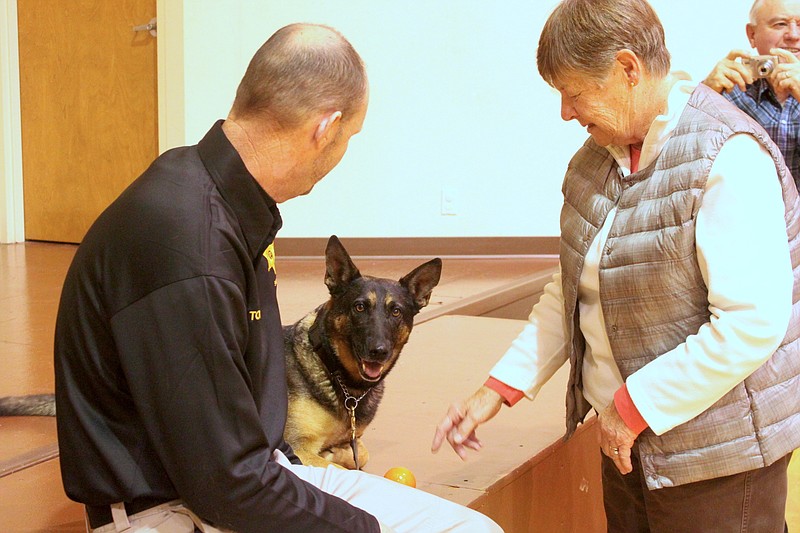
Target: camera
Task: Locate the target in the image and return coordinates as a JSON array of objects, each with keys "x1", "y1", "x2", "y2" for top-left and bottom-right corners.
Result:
[{"x1": 741, "y1": 55, "x2": 780, "y2": 78}]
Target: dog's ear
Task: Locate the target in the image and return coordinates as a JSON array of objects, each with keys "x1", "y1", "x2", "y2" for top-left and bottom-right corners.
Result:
[
  {"x1": 324, "y1": 235, "x2": 361, "y2": 295},
  {"x1": 399, "y1": 258, "x2": 442, "y2": 311}
]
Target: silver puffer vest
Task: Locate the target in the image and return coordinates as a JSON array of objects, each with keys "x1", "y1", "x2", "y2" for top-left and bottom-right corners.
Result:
[{"x1": 560, "y1": 83, "x2": 800, "y2": 489}]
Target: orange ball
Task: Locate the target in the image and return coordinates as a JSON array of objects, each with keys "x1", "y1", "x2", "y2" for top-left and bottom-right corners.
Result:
[{"x1": 384, "y1": 466, "x2": 416, "y2": 487}]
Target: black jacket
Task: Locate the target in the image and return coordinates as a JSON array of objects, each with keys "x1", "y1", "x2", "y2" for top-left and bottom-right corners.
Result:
[{"x1": 54, "y1": 121, "x2": 379, "y2": 532}]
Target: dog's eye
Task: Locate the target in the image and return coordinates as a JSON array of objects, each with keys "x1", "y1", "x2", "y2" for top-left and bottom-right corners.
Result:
[
  {"x1": 391, "y1": 307, "x2": 401, "y2": 317},
  {"x1": 354, "y1": 302, "x2": 366, "y2": 313}
]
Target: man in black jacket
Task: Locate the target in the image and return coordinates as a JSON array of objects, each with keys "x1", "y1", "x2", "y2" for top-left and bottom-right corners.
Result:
[{"x1": 54, "y1": 23, "x2": 501, "y2": 533}]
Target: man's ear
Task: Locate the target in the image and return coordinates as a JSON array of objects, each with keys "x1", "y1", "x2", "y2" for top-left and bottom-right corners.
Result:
[
  {"x1": 314, "y1": 111, "x2": 343, "y2": 146},
  {"x1": 746, "y1": 23, "x2": 757, "y2": 48}
]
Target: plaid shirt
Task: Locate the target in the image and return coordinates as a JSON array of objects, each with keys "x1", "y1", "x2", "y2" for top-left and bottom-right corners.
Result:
[{"x1": 724, "y1": 79, "x2": 800, "y2": 191}]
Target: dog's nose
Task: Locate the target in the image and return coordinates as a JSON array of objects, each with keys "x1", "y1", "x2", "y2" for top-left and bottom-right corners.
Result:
[{"x1": 369, "y1": 345, "x2": 388, "y2": 359}]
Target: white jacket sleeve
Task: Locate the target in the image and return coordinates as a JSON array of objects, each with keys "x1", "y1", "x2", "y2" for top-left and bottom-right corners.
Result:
[
  {"x1": 488, "y1": 269, "x2": 569, "y2": 400},
  {"x1": 626, "y1": 133, "x2": 793, "y2": 435}
]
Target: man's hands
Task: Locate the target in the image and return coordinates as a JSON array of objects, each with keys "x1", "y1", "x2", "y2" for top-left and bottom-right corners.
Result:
[
  {"x1": 704, "y1": 48, "x2": 800, "y2": 100},
  {"x1": 770, "y1": 48, "x2": 800, "y2": 100},
  {"x1": 431, "y1": 386, "x2": 503, "y2": 459},
  {"x1": 703, "y1": 49, "x2": 756, "y2": 93},
  {"x1": 598, "y1": 401, "x2": 638, "y2": 475}
]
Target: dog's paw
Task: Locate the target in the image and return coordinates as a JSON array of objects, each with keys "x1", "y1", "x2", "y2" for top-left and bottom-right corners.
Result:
[
  {"x1": 358, "y1": 440, "x2": 370, "y2": 467},
  {"x1": 295, "y1": 449, "x2": 337, "y2": 469},
  {"x1": 328, "y1": 440, "x2": 370, "y2": 470},
  {"x1": 328, "y1": 445, "x2": 356, "y2": 469},
  {"x1": 320, "y1": 449, "x2": 335, "y2": 461}
]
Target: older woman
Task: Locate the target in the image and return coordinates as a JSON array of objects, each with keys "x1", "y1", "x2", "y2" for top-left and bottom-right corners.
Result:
[{"x1": 432, "y1": 0, "x2": 800, "y2": 531}]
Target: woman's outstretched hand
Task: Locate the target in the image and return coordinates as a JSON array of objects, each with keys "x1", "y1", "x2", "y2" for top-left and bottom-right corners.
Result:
[{"x1": 431, "y1": 386, "x2": 504, "y2": 460}]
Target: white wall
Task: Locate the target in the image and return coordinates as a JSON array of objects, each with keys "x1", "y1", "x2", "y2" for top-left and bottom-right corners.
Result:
[{"x1": 181, "y1": 1, "x2": 751, "y2": 239}]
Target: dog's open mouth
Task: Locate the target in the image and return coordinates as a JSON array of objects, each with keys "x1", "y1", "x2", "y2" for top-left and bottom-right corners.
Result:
[{"x1": 360, "y1": 361, "x2": 385, "y2": 382}]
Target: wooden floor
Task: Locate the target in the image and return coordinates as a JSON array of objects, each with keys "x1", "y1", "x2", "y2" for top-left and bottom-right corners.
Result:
[{"x1": 1, "y1": 241, "x2": 798, "y2": 531}]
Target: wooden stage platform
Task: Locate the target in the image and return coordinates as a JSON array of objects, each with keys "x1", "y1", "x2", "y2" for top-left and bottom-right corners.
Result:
[
  {"x1": 11, "y1": 240, "x2": 798, "y2": 531},
  {"x1": 3, "y1": 241, "x2": 596, "y2": 532}
]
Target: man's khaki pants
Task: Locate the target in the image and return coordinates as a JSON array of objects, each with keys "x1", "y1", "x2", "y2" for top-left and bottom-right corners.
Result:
[
  {"x1": 88, "y1": 500, "x2": 232, "y2": 533},
  {"x1": 88, "y1": 449, "x2": 502, "y2": 533}
]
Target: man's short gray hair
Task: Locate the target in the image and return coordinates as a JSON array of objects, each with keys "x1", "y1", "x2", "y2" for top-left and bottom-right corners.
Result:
[
  {"x1": 230, "y1": 23, "x2": 367, "y2": 129},
  {"x1": 750, "y1": 0, "x2": 764, "y2": 25}
]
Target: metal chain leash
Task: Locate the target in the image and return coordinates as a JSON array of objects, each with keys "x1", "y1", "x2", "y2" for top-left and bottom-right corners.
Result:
[{"x1": 334, "y1": 372, "x2": 372, "y2": 470}]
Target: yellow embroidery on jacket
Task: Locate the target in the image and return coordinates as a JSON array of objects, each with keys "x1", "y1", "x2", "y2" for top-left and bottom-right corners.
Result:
[{"x1": 264, "y1": 243, "x2": 277, "y2": 286}]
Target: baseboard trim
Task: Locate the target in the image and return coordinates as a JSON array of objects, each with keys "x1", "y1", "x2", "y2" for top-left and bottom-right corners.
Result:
[{"x1": 274, "y1": 236, "x2": 560, "y2": 258}]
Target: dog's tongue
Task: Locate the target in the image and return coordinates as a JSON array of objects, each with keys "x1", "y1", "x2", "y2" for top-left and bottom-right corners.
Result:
[{"x1": 362, "y1": 362, "x2": 384, "y2": 380}]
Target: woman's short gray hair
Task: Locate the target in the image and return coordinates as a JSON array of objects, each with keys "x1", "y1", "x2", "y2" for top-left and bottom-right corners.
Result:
[{"x1": 537, "y1": 0, "x2": 671, "y2": 86}]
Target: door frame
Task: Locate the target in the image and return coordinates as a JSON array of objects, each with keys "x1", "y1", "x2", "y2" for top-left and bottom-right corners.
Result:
[{"x1": 0, "y1": 0, "x2": 186, "y2": 243}]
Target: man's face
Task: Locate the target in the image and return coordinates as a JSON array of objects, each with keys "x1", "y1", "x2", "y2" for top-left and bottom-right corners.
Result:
[{"x1": 748, "y1": 0, "x2": 800, "y2": 58}]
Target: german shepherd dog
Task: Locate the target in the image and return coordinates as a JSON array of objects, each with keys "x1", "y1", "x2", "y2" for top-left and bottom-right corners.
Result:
[
  {"x1": 283, "y1": 235, "x2": 441, "y2": 469},
  {"x1": 0, "y1": 236, "x2": 442, "y2": 473}
]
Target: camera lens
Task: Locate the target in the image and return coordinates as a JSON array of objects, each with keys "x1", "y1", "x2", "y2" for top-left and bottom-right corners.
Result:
[{"x1": 759, "y1": 60, "x2": 774, "y2": 76}]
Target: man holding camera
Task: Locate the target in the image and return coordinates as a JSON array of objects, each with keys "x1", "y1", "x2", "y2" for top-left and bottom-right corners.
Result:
[{"x1": 703, "y1": 0, "x2": 800, "y2": 189}]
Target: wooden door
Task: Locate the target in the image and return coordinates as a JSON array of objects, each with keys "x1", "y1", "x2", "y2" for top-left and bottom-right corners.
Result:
[{"x1": 17, "y1": 0, "x2": 158, "y2": 243}]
